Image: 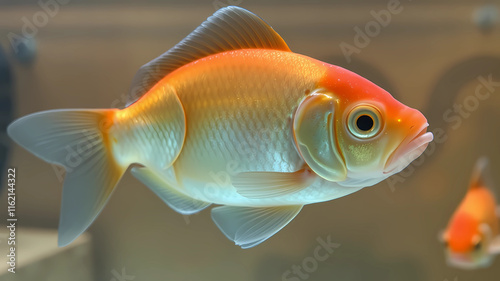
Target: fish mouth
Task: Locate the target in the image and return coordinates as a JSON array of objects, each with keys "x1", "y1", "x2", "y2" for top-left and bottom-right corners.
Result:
[
  {"x1": 446, "y1": 253, "x2": 490, "y2": 269},
  {"x1": 383, "y1": 123, "x2": 434, "y2": 174},
  {"x1": 447, "y1": 253, "x2": 474, "y2": 269}
]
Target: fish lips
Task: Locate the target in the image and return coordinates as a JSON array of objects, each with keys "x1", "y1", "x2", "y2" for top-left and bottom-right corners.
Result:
[
  {"x1": 383, "y1": 123, "x2": 434, "y2": 175},
  {"x1": 446, "y1": 252, "x2": 492, "y2": 269}
]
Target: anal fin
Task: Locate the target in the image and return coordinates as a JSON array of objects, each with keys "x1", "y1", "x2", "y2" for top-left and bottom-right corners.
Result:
[
  {"x1": 211, "y1": 205, "x2": 302, "y2": 249},
  {"x1": 131, "y1": 167, "x2": 210, "y2": 215}
]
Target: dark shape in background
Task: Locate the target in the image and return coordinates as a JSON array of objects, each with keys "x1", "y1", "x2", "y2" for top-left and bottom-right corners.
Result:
[
  {"x1": 0, "y1": 45, "x2": 14, "y2": 193},
  {"x1": 10, "y1": 36, "x2": 37, "y2": 65},
  {"x1": 473, "y1": 4, "x2": 498, "y2": 34},
  {"x1": 424, "y1": 56, "x2": 500, "y2": 155}
]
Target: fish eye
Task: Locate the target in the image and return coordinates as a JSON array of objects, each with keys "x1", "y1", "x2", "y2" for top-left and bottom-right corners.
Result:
[{"x1": 347, "y1": 105, "x2": 382, "y2": 139}]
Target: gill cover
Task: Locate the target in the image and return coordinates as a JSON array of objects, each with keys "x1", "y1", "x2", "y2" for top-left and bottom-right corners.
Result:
[{"x1": 293, "y1": 92, "x2": 347, "y2": 182}]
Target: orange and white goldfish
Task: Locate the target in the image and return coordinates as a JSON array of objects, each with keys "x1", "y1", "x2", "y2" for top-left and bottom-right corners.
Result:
[
  {"x1": 7, "y1": 7, "x2": 433, "y2": 248},
  {"x1": 441, "y1": 158, "x2": 500, "y2": 269}
]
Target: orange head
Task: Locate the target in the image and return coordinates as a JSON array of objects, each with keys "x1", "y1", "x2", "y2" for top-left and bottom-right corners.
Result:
[{"x1": 293, "y1": 63, "x2": 433, "y2": 187}]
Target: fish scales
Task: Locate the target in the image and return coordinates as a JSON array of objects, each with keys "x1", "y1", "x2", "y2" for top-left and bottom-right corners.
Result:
[{"x1": 170, "y1": 50, "x2": 325, "y2": 180}]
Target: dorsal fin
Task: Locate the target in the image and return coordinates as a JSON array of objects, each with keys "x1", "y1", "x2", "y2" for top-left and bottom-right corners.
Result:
[
  {"x1": 470, "y1": 157, "x2": 489, "y2": 189},
  {"x1": 126, "y1": 6, "x2": 290, "y2": 107}
]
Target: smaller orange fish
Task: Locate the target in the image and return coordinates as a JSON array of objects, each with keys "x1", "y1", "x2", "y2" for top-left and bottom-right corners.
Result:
[{"x1": 441, "y1": 157, "x2": 500, "y2": 269}]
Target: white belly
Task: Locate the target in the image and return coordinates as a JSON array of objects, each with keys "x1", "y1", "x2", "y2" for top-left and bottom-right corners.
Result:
[{"x1": 156, "y1": 164, "x2": 364, "y2": 207}]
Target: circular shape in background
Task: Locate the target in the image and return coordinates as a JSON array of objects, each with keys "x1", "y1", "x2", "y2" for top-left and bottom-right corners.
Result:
[
  {"x1": 424, "y1": 56, "x2": 500, "y2": 131},
  {"x1": 473, "y1": 4, "x2": 498, "y2": 33}
]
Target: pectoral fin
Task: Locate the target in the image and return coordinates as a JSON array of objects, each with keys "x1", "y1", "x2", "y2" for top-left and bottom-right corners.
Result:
[
  {"x1": 489, "y1": 236, "x2": 500, "y2": 255},
  {"x1": 231, "y1": 168, "x2": 315, "y2": 199},
  {"x1": 211, "y1": 205, "x2": 302, "y2": 249},
  {"x1": 131, "y1": 167, "x2": 210, "y2": 215}
]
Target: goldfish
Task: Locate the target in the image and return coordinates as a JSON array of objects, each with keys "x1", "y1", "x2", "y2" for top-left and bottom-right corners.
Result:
[
  {"x1": 7, "y1": 6, "x2": 433, "y2": 248},
  {"x1": 441, "y1": 158, "x2": 500, "y2": 269}
]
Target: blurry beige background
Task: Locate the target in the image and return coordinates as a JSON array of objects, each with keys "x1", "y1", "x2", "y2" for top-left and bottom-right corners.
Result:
[{"x1": 1, "y1": 0, "x2": 500, "y2": 280}]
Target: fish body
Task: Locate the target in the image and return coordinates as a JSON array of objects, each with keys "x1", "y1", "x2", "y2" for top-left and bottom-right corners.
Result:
[
  {"x1": 113, "y1": 49, "x2": 365, "y2": 206},
  {"x1": 442, "y1": 158, "x2": 500, "y2": 269},
  {"x1": 7, "y1": 7, "x2": 433, "y2": 248}
]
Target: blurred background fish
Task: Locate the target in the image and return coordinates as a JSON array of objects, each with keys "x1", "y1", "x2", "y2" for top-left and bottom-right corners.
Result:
[{"x1": 441, "y1": 157, "x2": 500, "y2": 269}]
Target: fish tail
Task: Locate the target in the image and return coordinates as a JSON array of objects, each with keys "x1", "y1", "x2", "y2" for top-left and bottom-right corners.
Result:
[{"x1": 7, "y1": 108, "x2": 127, "y2": 246}]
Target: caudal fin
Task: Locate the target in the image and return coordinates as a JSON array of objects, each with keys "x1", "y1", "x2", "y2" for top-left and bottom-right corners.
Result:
[{"x1": 7, "y1": 109, "x2": 126, "y2": 246}]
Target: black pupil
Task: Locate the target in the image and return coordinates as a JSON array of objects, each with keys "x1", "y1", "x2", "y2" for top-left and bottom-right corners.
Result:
[{"x1": 356, "y1": 115, "x2": 374, "y2": 131}]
